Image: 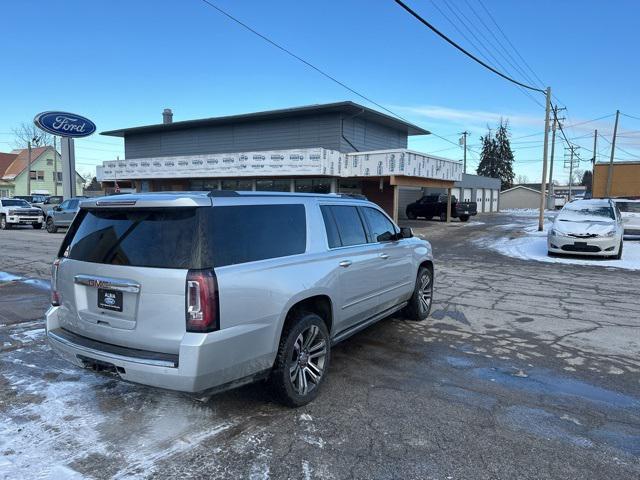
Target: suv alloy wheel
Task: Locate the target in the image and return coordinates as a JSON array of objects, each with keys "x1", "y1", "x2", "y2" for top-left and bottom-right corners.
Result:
[
  {"x1": 404, "y1": 265, "x2": 433, "y2": 321},
  {"x1": 270, "y1": 312, "x2": 330, "y2": 407}
]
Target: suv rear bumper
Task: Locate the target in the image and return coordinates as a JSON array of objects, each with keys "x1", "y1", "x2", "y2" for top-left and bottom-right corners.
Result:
[{"x1": 46, "y1": 306, "x2": 275, "y2": 392}]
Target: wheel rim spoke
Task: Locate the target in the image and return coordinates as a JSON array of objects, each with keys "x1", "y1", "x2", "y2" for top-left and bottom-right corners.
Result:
[
  {"x1": 305, "y1": 366, "x2": 320, "y2": 383},
  {"x1": 303, "y1": 325, "x2": 318, "y2": 350}
]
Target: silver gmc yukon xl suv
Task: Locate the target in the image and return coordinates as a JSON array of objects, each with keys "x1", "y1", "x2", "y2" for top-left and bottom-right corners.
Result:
[{"x1": 46, "y1": 191, "x2": 434, "y2": 406}]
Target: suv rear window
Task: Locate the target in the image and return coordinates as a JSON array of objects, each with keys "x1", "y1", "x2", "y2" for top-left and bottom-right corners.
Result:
[
  {"x1": 62, "y1": 209, "x2": 201, "y2": 268},
  {"x1": 61, "y1": 204, "x2": 307, "y2": 269}
]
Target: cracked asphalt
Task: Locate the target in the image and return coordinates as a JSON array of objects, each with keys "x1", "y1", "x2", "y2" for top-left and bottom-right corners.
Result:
[{"x1": 1, "y1": 213, "x2": 639, "y2": 479}]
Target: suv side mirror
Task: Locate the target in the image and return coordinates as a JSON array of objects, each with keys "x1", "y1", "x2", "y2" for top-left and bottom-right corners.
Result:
[
  {"x1": 54, "y1": 206, "x2": 62, "y2": 212},
  {"x1": 400, "y1": 227, "x2": 413, "y2": 239}
]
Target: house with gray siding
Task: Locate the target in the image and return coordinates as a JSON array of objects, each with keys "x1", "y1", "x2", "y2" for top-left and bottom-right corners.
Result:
[{"x1": 97, "y1": 101, "x2": 467, "y2": 221}]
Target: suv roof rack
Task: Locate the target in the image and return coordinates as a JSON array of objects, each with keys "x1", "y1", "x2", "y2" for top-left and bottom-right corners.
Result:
[
  {"x1": 208, "y1": 190, "x2": 241, "y2": 197},
  {"x1": 206, "y1": 191, "x2": 369, "y2": 200},
  {"x1": 337, "y1": 193, "x2": 368, "y2": 200}
]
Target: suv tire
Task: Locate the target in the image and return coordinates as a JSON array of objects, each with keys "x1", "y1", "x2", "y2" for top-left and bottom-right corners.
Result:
[
  {"x1": 439, "y1": 212, "x2": 447, "y2": 222},
  {"x1": 0, "y1": 215, "x2": 10, "y2": 230},
  {"x1": 406, "y1": 210, "x2": 417, "y2": 220},
  {"x1": 404, "y1": 265, "x2": 433, "y2": 321},
  {"x1": 270, "y1": 311, "x2": 330, "y2": 407},
  {"x1": 459, "y1": 215, "x2": 470, "y2": 222},
  {"x1": 46, "y1": 217, "x2": 57, "y2": 234}
]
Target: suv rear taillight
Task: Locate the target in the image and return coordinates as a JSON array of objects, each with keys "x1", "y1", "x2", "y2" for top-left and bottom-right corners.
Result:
[
  {"x1": 186, "y1": 269, "x2": 219, "y2": 333},
  {"x1": 51, "y1": 258, "x2": 61, "y2": 306}
]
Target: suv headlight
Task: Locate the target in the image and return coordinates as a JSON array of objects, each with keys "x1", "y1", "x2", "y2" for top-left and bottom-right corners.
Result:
[
  {"x1": 604, "y1": 228, "x2": 617, "y2": 237},
  {"x1": 549, "y1": 228, "x2": 560, "y2": 237}
]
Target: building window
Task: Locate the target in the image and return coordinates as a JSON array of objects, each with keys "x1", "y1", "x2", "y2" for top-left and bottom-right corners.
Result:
[
  {"x1": 29, "y1": 170, "x2": 37, "y2": 180},
  {"x1": 47, "y1": 159, "x2": 53, "y2": 166},
  {"x1": 338, "y1": 178, "x2": 362, "y2": 194},
  {"x1": 53, "y1": 171, "x2": 63, "y2": 183},
  {"x1": 190, "y1": 179, "x2": 220, "y2": 191},
  {"x1": 295, "y1": 178, "x2": 331, "y2": 194},
  {"x1": 37, "y1": 170, "x2": 44, "y2": 181},
  {"x1": 255, "y1": 179, "x2": 290, "y2": 192},
  {"x1": 221, "y1": 179, "x2": 253, "y2": 191}
]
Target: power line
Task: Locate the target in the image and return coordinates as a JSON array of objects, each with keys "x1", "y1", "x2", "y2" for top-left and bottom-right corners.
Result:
[
  {"x1": 563, "y1": 113, "x2": 616, "y2": 129},
  {"x1": 199, "y1": 0, "x2": 405, "y2": 123},
  {"x1": 198, "y1": 0, "x2": 470, "y2": 161},
  {"x1": 462, "y1": 0, "x2": 540, "y2": 89},
  {"x1": 621, "y1": 112, "x2": 640, "y2": 121},
  {"x1": 475, "y1": 0, "x2": 546, "y2": 88},
  {"x1": 435, "y1": 0, "x2": 544, "y2": 108},
  {"x1": 427, "y1": 0, "x2": 543, "y2": 108},
  {"x1": 393, "y1": 0, "x2": 545, "y2": 93}
]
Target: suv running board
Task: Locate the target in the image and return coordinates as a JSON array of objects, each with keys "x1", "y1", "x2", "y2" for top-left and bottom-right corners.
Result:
[{"x1": 332, "y1": 302, "x2": 408, "y2": 345}]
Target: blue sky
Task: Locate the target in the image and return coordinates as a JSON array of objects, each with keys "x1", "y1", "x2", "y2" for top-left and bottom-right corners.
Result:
[{"x1": 2, "y1": 0, "x2": 640, "y2": 183}]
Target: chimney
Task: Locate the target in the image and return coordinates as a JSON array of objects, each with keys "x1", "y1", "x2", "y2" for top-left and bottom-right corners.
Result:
[{"x1": 162, "y1": 108, "x2": 173, "y2": 124}]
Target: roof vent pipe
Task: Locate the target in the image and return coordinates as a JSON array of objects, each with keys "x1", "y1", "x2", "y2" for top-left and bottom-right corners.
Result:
[{"x1": 162, "y1": 108, "x2": 173, "y2": 124}]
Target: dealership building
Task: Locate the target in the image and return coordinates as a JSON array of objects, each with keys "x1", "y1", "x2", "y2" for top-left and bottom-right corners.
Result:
[{"x1": 97, "y1": 102, "x2": 499, "y2": 220}]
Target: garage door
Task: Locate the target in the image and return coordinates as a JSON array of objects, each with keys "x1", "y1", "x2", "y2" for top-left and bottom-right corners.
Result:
[
  {"x1": 451, "y1": 187, "x2": 460, "y2": 202},
  {"x1": 476, "y1": 189, "x2": 484, "y2": 212},
  {"x1": 398, "y1": 187, "x2": 423, "y2": 219},
  {"x1": 463, "y1": 188, "x2": 472, "y2": 202},
  {"x1": 491, "y1": 189, "x2": 499, "y2": 212},
  {"x1": 483, "y1": 190, "x2": 491, "y2": 212}
]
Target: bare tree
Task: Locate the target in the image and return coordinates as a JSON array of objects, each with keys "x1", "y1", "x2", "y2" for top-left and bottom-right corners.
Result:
[
  {"x1": 12, "y1": 122, "x2": 53, "y2": 149},
  {"x1": 571, "y1": 168, "x2": 584, "y2": 186},
  {"x1": 516, "y1": 174, "x2": 529, "y2": 184}
]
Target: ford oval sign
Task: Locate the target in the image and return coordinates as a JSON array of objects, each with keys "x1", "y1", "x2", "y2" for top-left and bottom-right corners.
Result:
[{"x1": 34, "y1": 111, "x2": 96, "y2": 138}]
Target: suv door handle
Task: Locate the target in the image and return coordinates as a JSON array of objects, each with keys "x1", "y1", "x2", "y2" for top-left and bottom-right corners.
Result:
[
  {"x1": 339, "y1": 260, "x2": 352, "y2": 268},
  {"x1": 379, "y1": 253, "x2": 390, "y2": 259}
]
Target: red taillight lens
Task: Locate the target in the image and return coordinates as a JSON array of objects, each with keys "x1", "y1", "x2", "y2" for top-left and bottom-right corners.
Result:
[
  {"x1": 51, "y1": 258, "x2": 61, "y2": 306},
  {"x1": 185, "y1": 269, "x2": 219, "y2": 333}
]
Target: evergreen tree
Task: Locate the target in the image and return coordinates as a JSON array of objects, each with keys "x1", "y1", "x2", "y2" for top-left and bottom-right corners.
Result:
[
  {"x1": 476, "y1": 120, "x2": 515, "y2": 190},
  {"x1": 86, "y1": 177, "x2": 102, "y2": 191}
]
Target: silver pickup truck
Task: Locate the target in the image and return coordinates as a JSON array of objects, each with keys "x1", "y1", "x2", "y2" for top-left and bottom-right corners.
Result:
[{"x1": 0, "y1": 198, "x2": 44, "y2": 229}]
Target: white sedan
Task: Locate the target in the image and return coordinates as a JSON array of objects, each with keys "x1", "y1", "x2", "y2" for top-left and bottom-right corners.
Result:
[{"x1": 548, "y1": 199, "x2": 624, "y2": 259}]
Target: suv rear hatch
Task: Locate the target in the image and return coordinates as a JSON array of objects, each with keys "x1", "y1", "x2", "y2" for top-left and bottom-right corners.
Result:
[{"x1": 53, "y1": 194, "x2": 212, "y2": 355}]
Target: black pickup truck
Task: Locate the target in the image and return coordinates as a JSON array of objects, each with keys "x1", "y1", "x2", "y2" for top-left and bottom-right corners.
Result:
[{"x1": 406, "y1": 194, "x2": 478, "y2": 222}]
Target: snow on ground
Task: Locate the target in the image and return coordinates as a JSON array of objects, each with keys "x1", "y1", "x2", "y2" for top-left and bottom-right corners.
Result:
[
  {"x1": 499, "y1": 208, "x2": 549, "y2": 217},
  {"x1": 0, "y1": 271, "x2": 50, "y2": 290},
  {"x1": 479, "y1": 220, "x2": 640, "y2": 271}
]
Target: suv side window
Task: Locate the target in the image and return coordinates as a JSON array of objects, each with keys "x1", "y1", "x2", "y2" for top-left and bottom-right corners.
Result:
[
  {"x1": 68, "y1": 200, "x2": 79, "y2": 210},
  {"x1": 361, "y1": 207, "x2": 396, "y2": 243},
  {"x1": 320, "y1": 205, "x2": 367, "y2": 248},
  {"x1": 207, "y1": 204, "x2": 306, "y2": 267},
  {"x1": 58, "y1": 200, "x2": 70, "y2": 210}
]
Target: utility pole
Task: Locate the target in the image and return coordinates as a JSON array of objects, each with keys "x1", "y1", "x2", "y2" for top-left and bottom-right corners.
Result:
[
  {"x1": 606, "y1": 110, "x2": 620, "y2": 197},
  {"x1": 53, "y1": 136, "x2": 58, "y2": 196},
  {"x1": 547, "y1": 106, "x2": 565, "y2": 209},
  {"x1": 590, "y1": 129, "x2": 597, "y2": 196},
  {"x1": 568, "y1": 147, "x2": 575, "y2": 201},
  {"x1": 27, "y1": 141, "x2": 32, "y2": 196},
  {"x1": 460, "y1": 131, "x2": 469, "y2": 174},
  {"x1": 538, "y1": 86, "x2": 551, "y2": 232},
  {"x1": 564, "y1": 145, "x2": 580, "y2": 201}
]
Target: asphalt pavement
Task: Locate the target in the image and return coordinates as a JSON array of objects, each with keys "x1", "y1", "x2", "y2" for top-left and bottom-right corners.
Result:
[{"x1": 0, "y1": 214, "x2": 639, "y2": 479}]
